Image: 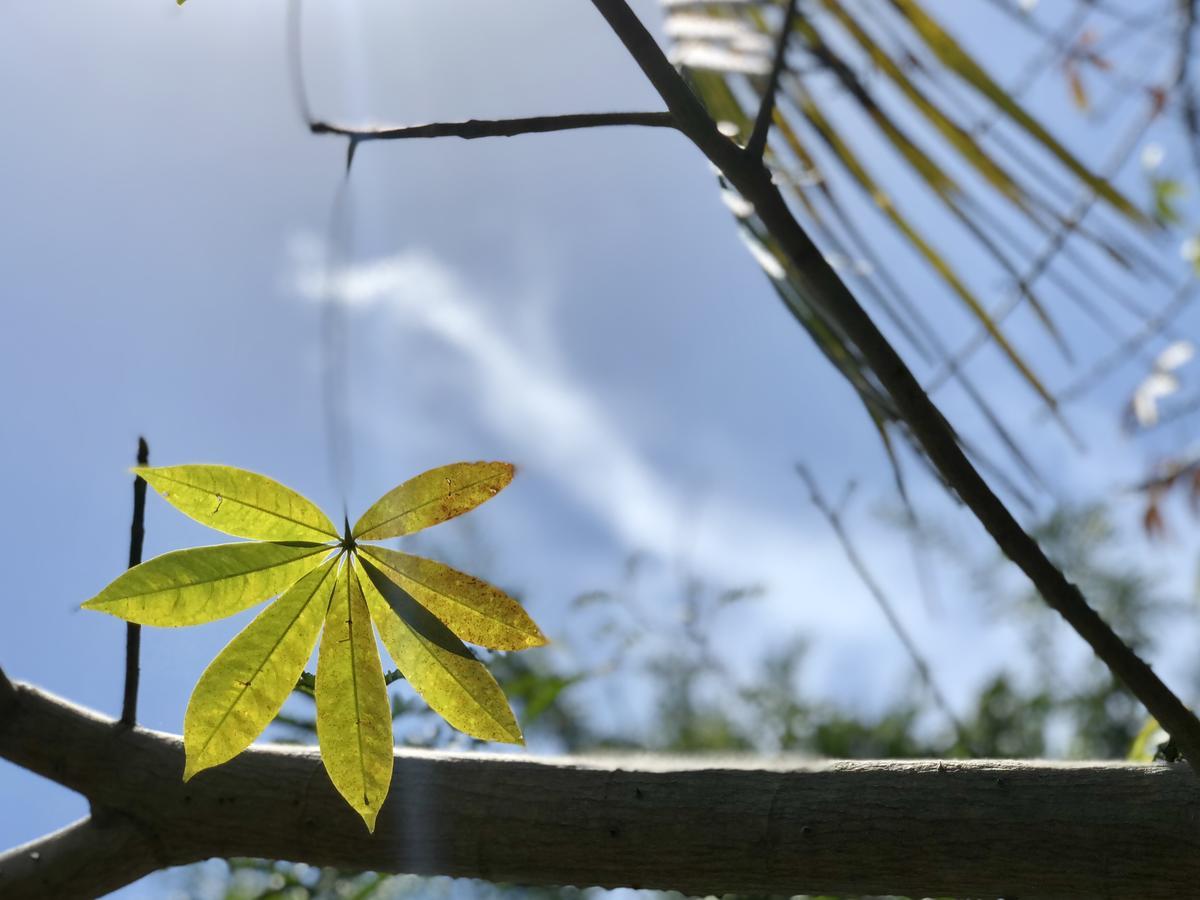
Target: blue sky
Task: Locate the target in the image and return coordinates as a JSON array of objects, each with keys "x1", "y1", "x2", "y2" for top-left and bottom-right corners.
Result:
[{"x1": 4, "y1": 0, "x2": 1200, "y2": 894}]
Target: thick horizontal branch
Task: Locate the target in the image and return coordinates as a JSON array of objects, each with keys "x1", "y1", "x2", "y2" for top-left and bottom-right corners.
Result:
[
  {"x1": 3, "y1": 681, "x2": 1200, "y2": 899},
  {"x1": 310, "y1": 112, "x2": 676, "y2": 142}
]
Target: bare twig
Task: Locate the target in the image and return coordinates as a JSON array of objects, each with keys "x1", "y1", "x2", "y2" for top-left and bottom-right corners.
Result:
[
  {"x1": 310, "y1": 112, "x2": 677, "y2": 144},
  {"x1": 796, "y1": 465, "x2": 970, "y2": 747},
  {"x1": 745, "y1": 0, "x2": 799, "y2": 161},
  {"x1": 119, "y1": 438, "x2": 149, "y2": 728},
  {"x1": 588, "y1": 0, "x2": 1200, "y2": 770}
]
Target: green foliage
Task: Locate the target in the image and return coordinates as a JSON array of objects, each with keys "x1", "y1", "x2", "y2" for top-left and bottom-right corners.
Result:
[{"x1": 84, "y1": 463, "x2": 546, "y2": 829}]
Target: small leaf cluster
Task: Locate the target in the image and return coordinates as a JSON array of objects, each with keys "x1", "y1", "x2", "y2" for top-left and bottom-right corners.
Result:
[{"x1": 84, "y1": 462, "x2": 546, "y2": 830}]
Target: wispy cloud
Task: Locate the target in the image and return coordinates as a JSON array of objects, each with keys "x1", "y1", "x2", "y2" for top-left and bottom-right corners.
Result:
[
  {"x1": 292, "y1": 238, "x2": 684, "y2": 558},
  {"x1": 288, "y1": 239, "x2": 1041, "y2": 716}
]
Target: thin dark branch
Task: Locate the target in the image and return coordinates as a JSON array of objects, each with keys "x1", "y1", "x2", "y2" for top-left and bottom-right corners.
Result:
[
  {"x1": 119, "y1": 438, "x2": 149, "y2": 728},
  {"x1": 796, "y1": 465, "x2": 970, "y2": 748},
  {"x1": 588, "y1": 0, "x2": 1200, "y2": 770},
  {"x1": 310, "y1": 112, "x2": 677, "y2": 144},
  {"x1": 745, "y1": 0, "x2": 799, "y2": 162}
]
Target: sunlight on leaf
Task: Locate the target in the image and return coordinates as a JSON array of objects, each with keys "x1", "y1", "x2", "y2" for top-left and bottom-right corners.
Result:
[
  {"x1": 184, "y1": 557, "x2": 340, "y2": 780},
  {"x1": 136, "y1": 464, "x2": 339, "y2": 542},
  {"x1": 82, "y1": 541, "x2": 330, "y2": 626},
  {"x1": 353, "y1": 461, "x2": 514, "y2": 540},
  {"x1": 85, "y1": 461, "x2": 540, "y2": 827},
  {"x1": 358, "y1": 556, "x2": 523, "y2": 745},
  {"x1": 361, "y1": 545, "x2": 547, "y2": 651},
  {"x1": 316, "y1": 559, "x2": 393, "y2": 832}
]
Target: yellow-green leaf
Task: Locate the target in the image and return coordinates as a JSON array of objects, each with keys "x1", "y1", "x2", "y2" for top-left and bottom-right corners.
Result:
[
  {"x1": 82, "y1": 542, "x2": 330, "y2": 626},
  {"x1": 353, "y1": 462, "x2": 514, "y2": 541},
  {"x1": 361, "y1": 545, "x2": 546, "y2": 651},
  {"x1": 184, "y1": 558, "x2": 339, "y2": 780},
  {"x1": 357, "y1": 556, "x2": 522, "y2": 744},
  {"x1": 316, "y1": 560, "x2": 394, "y2": 832},
  {"x1": 136, "y1": 464, "x2": 339, "y2": 542}
]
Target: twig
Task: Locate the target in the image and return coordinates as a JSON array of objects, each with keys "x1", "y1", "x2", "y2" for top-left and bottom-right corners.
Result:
[
  {"x1": 588, "y1": 0, "x2": 1200, "y2": 771},
  {"x1": 310, "y1": 112, "x2": 677, "y2": 144},
  {"x1": 120, "y1": 438, "x2": 149, "y2": 728},
  {"x1": 745, "y1": 0, "x2": 799, "y2": 162},
  {"x1": 796, "y1": 465, "x2": 970, "y2": 748}
]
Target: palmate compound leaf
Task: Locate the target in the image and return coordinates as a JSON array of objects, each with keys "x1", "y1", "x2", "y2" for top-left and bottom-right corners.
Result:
[
  {"x1": 316, "y1": 558, "x2": 393, "y2": 832},
  {"x1": 183, "y1": 557, "x2": 340, "y2": 780},
  {"x1": 357, "y1": 554, "x2": 524, "y2": 745},
  {"x1": 81, "y1": 541, "x2": 331, "y2": 626},
  {"x1": 134, "y1": 464, "x2": 340, "y2": 542},
  {"x1": 83, "y1": 460, "x2": 542, "y2": 830},
  {"x1": 352, "y1": 461, "x2": 514, "y2": 541}
]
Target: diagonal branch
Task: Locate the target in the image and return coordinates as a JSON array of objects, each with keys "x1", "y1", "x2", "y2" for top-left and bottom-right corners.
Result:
[
  {"x1": 586, "y1": 0, "x2": 1200, "y2": 771},
  {"x1": 2, "y1": 679, "x2": 1200, "y2": 899},
  {"x1": 745, "y1": 0, "x2": 800, "y2": 161},
  {"x1": 309, "y1": 112, "x2": 677, "y2": 144}
]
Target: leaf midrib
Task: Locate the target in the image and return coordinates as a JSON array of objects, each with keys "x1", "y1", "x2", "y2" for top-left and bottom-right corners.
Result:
[
  {"x1": 149, "y1": 469, "x2": 338, "y2": 538},
  {"x1": 357, "y1": 471, "x2": 505, "y2": 538},
  {"x1": 97, "y1": 544, "x2": 329, "y2": 604},
  {"x1": 360, "y1": 547, "x2": 533, "y2": 641},
  {"x1": 360, "y1": 565, "x2": 517, "y2": 741},
  {"x1": 193, "y1": 559, "x2": 339, "y2": 764}
]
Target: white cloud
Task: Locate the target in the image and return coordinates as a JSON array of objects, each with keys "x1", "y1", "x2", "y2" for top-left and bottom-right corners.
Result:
[{"x1": 292, "y1": 238, "x2": 684, "y2": 558}]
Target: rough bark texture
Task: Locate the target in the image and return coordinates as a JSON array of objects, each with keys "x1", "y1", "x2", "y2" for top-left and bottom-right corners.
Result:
[{"x1": 3, "y1": 680, "x2": 1200, "y2": 899}]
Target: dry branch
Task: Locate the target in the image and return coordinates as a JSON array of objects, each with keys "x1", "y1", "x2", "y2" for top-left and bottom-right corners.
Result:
[
  {"x1": 309, "y1": 112, "x2": 676, "y2": 143},
  {"x1": 2, "y1": 679, "x2": 1200, "y2": 899}
]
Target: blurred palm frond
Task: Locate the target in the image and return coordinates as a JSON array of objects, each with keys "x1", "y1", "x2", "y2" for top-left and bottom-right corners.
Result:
[{"x1": 662, "y1": 0, "x2": 1197, "y2": 490}]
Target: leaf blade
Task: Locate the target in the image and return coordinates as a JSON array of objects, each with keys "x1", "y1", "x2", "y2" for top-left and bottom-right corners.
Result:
[
  {"x1": 183, "y1": 557, "x2": 340, "y2": 779},
  {"x1": 357, "y1": 556, "x2": 522, "y2": 744},
  {"x1": 136, "y1": 464, "x2": 339, "y2": 542},
  {"x1": 360, "y1": 546, "x2": 546, "y2": 651},
  {"x1": 82, "y1": 541, "x2": 330, "y2": 626},
  {"x1": 353, "y1": 462, "x2": 514, "y2": 540},
  {"x1": 317, "y1": 560, "x2": 394, "y2": 832}
]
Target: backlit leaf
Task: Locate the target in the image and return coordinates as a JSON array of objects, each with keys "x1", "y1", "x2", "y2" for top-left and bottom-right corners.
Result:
[
  {"x1": 183, "y1": 557, "x2": 340, "y2": 779},
  {"x1": 360, "y1": 545, "x2": 547, "y2": 651},
  {"x1": 316, "y1": 560, "x2": 394, "y2": 832},
  {"x1": 357, "y1": 556, "x2": 522, "y2": 744},
  {"x1": 353, "y1": 462, "x2": 514, "y2": 541},
  {"x1": 82, "y1": 541, "x2": 330, "y2": 626},
  {"x1": 136, "y1": 464, "x2": 339, "y2": 542}
]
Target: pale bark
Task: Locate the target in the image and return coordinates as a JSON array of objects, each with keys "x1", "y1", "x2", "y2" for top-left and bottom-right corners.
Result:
[{"x1": 2, "y1": 680, "x2": 1199, "y2": 899}]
